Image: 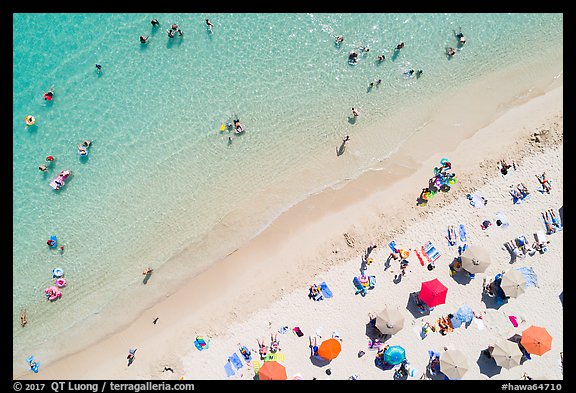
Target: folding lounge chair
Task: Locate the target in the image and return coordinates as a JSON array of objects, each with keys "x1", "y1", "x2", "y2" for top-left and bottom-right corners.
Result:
[
  {"x1": 353, "y1": 276, "x2": 367, "y2": 296},
  {"x1": 423, "y1": 242, "x2": 440, "y2": 263}
]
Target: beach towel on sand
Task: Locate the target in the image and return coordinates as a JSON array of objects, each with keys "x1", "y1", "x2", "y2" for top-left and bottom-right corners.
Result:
[
  {"x1": 459, "y1": 224, "x2": 467, "y2": 242},
  {"x1": 224, "y1": 361, "x2": 235, "y2": 377},
  {"x1": 229, "y1": 352, "x2": 243, "y2": 370}
]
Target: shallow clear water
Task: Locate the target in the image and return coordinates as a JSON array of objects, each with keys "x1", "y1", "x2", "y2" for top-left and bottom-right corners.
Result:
[{"x1": 13, "y1": 13, "x2": 562, "y2": 374}]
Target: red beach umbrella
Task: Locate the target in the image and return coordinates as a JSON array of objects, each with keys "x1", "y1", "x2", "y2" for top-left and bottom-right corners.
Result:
[
  {"x1": 419, "y1": 278, "x2": 448, "y2": 307},
  {"x1": 521, "y1": 326, "x2": 553, "y2": 356},
  {"x1": 258, "y1": 361, "x2": 287, "y2": 380},
  {"x1": 317, "y1": 338, "x2": 342, "y2": 361}
]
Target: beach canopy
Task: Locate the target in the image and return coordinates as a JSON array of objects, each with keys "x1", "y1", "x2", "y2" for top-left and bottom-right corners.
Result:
[
  {"x1": 455, "y1": 305, "x2": 474, "y2": 324},
  {"x1": 440, "y1": 349, "x2": 469, "y2": 380},
  {"x1": 500, "y1": 269, "x2": 526, "y2": 298},
  {"x1": 492, "y1": 338, "x2": 523, "y2": 369},
  {"x1": 419, "y1": 278, "x2": 448, "y2": 307},
  {"x1": 374, "y1": 307, "x2": 405, "y2": 335},
  {"x1": 521, "y1": 326, "x2": 552, "y2": 356},
  {"x1": 383, "y1": 345, "x2": 406, "y2": 365},
  {"x1": 460, "y1": 245, "x2": 491, "y2": 274},
  {"x1": 318, "y1": 338, "x2": 341, "y2": 361},
  {"x1": 258, "y1": 361, "x2": 287, "y2": 380}
]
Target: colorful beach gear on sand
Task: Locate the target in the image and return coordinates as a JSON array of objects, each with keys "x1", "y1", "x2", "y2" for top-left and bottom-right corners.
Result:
[
  {"x1": 194, "y1": 336, "x2": 209, "y2": 351},
  {"x1": 383, "y1": 345, "x2": 406, "y2": 365}
]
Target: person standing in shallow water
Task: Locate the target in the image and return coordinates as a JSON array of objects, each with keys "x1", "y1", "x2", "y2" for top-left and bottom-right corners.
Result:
[{"x1": 205, "y1": 18, "x2": 214, "y2": 34}]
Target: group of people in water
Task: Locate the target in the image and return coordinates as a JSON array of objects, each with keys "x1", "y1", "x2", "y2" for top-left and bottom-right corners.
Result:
[{"x1": 140, "y1": 18, "x2": 215, "y2": 44}]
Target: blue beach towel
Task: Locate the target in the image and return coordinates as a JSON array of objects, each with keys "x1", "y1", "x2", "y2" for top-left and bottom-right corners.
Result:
[
  {"x1": 320, "y1": 282, "x2": 333, "y2": 298},
  {"x1": 224, "y1": 361, "x2": 235, "y2": 377},
  {"x1": 459, "y1": 224, "x2": 467, "y2": 242},
  {"x1": 516, "y1": 267, "x2": 539, "y2": 288},
  {"x1": 229, "y1": 352, "x2": 243, "y2": 370},
  {"x1": 388, "y1": 241, "x2": 398, "y2": 253}
]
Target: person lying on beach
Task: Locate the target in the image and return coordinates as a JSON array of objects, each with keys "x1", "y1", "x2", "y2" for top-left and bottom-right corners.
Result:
[
  {"x1": 548, "y1": 209, "x2": 562, "y2": 229},
  {"x1": 506, "y1": 240, "x2": 525, "y2": 259},
  {"x1": 499, "y1": 159, "x2": 512, "y2": 175},
  {"x1": 510, "y1": 187, "x2": 524, "y2": 200},
  {"x1": 536, "y1": 172, "x2": 552, "y2": 193},
  {"x1": 270, "y1": 333, "x2": 280, "y2": 353},
  {"x1": 257, "y1": 338, "x2": 268, "y2": 359},
  {"x1": 517, "y1": 183, "x2": 530, "y2": 196},
  {"x1": 542, "y1": 212, "x2": 556, "y2": 234}
]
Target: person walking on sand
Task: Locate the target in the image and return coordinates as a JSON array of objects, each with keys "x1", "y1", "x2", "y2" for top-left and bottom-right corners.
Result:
[
  {"x1": 127, "y1": 348, "x2": 137, "y2": 366},
  {"x1": 143, "y1": 267, "x2": 153, "y2": 275},
  {"x1": 352, "y1": 107, "x2": 360, "y2": 117}
]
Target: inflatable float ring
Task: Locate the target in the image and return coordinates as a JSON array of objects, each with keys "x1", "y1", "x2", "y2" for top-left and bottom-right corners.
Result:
[
  {"x1": 55, "y1": 278, "x2": 67, "y2": 288},
  {"x1": 52, "y1": 267, "x2": 64, "y2": 278},
  {"x1": 440, "y1": 157, "x2": 449, "y2": 165},
  {"x1": 25, "y1": 115, "x2": 36, "y2": 126}
]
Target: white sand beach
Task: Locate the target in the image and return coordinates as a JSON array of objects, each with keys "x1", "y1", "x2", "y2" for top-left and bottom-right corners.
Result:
[{"x1": 17, "y1": 85, "x2": 563, "y2": 381}]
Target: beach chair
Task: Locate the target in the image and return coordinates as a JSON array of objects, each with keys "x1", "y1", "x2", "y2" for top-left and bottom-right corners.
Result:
[
  {"x1": 353, "y1": 276, "x2": 367, "y2": 297},
  {"x1": 319, "y1": 281, "x2": 333, "y2": 298},
  {"x1": 368, "y1": 275, "x2": 376, "y2": 289},
  {"x1": 447, "y1": 226, "x2": 457, "y2": 246},
  {"x1": 422, "y1": 242, "x2": 440, "y2": 263}
]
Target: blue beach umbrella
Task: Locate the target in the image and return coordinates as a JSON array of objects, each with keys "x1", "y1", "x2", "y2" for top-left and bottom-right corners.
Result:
[
  {"x1": 455, "y1": 305, "x2": 474, "y2": 324},
  {"x1": 383, "y1": 345, "x2": 406, "y2": 365}
]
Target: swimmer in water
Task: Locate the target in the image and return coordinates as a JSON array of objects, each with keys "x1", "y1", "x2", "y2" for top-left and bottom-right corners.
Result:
[
  {"x1": 447, "y1": 47, "x2": 456, "y2": 57},
  {"x1": 234, "y1": 118, "x2": 244, "y2": 133},
  {"x1": 335, "y1": 35, "x2": 344, "y2": 44},
  {"x1": 151, "y1": 19, "x2": 160, "y2": 27},
  {"x1": 44, "y1": 85, "x2": 55, "y2": 101},
  {"x1": 140, "y1": 35, "x2": 149, "y2": 44},
  {"x1": 95, "y1": 64, "x2": 102, "y2": 72},
  {"x1": 206, "y1": 18, "x2": 214, "y2": 34}
]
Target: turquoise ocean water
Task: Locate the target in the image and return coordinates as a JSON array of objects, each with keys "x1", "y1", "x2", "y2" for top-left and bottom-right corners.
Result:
[{"x1": 13, "y1": 13, "x2": 562, "y2": 375}]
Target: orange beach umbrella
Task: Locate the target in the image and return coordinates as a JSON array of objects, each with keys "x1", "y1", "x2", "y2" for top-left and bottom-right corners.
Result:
[
  {"x1": 318, "y1": 338, "x2": 342, "y2": 361},
  {"x1": 258, "y1": 361, "x2": 287, "y2": 380},
  {"x1": 521, "y1": 326, "x2": 552, "y2": 356}
]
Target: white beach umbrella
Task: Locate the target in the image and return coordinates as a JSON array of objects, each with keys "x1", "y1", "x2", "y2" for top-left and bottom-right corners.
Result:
[
  {"x1": 500, "y1": 269, "x2": 526, "y2": 298},
  {"x1": 491, "y1": 339, "x2": 523, "y2": 369}
]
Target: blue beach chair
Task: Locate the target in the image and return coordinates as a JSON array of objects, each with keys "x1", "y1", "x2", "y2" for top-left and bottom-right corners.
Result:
[{"x1": 319, "y1": 282, "x2": 333, "y2": 298}]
